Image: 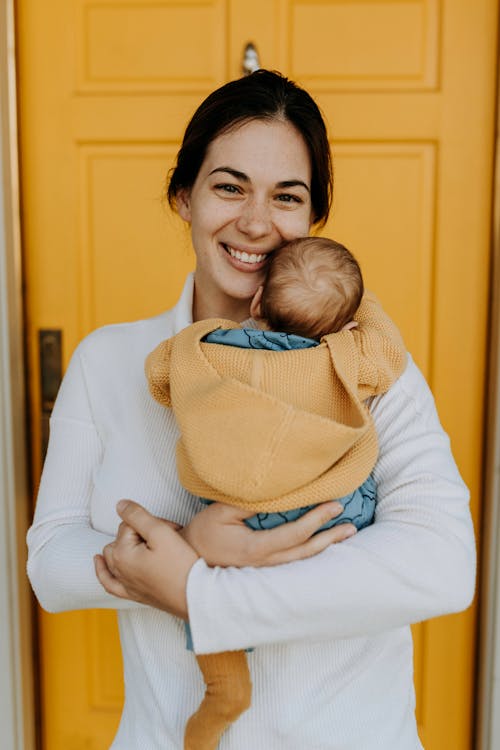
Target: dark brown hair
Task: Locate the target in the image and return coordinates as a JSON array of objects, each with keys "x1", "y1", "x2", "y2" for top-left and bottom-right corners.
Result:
[{"x1": 167, "y1": 70, "x2": 333, "y2": 226}]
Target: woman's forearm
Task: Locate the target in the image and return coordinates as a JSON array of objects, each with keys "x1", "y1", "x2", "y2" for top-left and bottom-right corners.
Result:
[
  {"x1": 26, "y1": 344, "x2": 145, "y2": 613},
  {"x1": 27, "y1": 523, "x2": 144, "y2": 612}
]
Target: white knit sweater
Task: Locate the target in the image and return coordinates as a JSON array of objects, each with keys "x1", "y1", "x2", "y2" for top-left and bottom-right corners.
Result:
[{"x1": 27, "y1": 274, "x2": 475, "y2": 750}]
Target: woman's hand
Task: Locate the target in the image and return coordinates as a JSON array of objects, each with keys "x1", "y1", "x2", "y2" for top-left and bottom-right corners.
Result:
[
  {"x1": 180, "y1": 501, "x2": 356, "y2": 568},
  {"x1": 94, "y1": 500, "x2": 199, "y2": 620}
]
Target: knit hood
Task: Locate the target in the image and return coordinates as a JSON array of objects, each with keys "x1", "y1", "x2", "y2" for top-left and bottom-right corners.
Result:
[{"x1": 145, "y1": 302, "x2": 405, "y2": 512}]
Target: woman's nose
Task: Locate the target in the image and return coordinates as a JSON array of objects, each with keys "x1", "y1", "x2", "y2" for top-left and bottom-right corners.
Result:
[{"x1": 236, "y1": 198, "x2": 273, "y2": 239}]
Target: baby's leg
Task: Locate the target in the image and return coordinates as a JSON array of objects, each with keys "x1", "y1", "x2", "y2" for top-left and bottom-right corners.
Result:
[{"x1": 184, "y1": 650, "x2": 251, "y2": 750}]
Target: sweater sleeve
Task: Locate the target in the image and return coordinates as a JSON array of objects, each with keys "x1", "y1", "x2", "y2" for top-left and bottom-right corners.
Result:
[
  {"x1": 186, "y1": 355, "x2": 476, "y2": 653},
  {"x1": 26, "y1": 343, "x2": 143, "y2": 613}
]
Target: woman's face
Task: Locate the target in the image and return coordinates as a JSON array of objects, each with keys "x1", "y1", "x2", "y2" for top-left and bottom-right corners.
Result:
[{"x1": 177, "y1": 118, "x2": 313, "y2": 321}]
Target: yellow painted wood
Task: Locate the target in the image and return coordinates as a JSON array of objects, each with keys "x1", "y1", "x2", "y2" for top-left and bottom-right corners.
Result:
[{"x1": 17, "y1": 1, "x2": 497, "y2": 748}]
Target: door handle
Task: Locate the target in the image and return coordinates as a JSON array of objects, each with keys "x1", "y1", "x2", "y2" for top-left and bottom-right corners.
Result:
[
  {"x1": 241, "y1": 42, "x2": 261, "y2": 75},
  {"x1": 39, "y1": 329, "x2": 62, "y2": 461}
]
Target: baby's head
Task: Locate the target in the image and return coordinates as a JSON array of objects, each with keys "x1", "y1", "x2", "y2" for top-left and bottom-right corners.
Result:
[{"x1": 252, "y1": 237, "x2": 363, "y2": 340}]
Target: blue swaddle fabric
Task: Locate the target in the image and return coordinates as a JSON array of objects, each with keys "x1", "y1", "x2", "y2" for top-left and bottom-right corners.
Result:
[
  {"x1": 199, "y1": 475, "x2": 376, "y2": 534},
  {"x1": 242, "y1": 475, "x2": 376, "y2": 532},
  {"x1": 184, "y1": 328, "x2": 377, "y2": 651},
  {"x1": 203, "y1": 327, "x2": 318, "y2": 350}
]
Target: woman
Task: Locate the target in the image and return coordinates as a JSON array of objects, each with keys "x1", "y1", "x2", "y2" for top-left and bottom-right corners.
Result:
[{"x1": 27, "y1": 70, "x2": 475, "y2": 750}]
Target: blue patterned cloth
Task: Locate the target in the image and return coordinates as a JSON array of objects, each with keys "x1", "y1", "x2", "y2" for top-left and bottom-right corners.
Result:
[
  {"x1": 241, "y1": 475, "x2": 376, "y2": 533},
  {"x1": 184, "y1": 327, "x2": 377, "y2": 651},
  {"x1": 203, "y1": 327, "x2": 318, "y2": 350},
  {"x1": 198, "y1": 474, "x2": 376, "y2": 533}
]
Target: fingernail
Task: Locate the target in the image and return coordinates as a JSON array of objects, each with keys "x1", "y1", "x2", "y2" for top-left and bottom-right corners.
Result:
[
  {"x1": 330, "y1": 501, "x2": 344, "y2": 516},
  {"x1": 117, "y1": 500, "x2": 129, "y2": 513}
]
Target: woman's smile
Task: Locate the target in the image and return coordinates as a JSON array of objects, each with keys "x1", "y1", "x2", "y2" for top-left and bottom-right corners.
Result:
[{"x1": 221, "y1": 242, "x2": 270, "y2": 271}]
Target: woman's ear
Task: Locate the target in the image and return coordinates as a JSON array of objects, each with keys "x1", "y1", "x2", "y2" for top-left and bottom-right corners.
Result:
[
  {"x1": 250, "y1": 286, "x2": 264, "y2": 320},
  {"x1": 176, "y1": 189, "x2": 192, "y2": 222}
]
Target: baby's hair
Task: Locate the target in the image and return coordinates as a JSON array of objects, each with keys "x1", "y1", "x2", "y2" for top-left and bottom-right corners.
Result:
[{"x1": 259, "y1": 237, "x2": 364, "y2": 340}]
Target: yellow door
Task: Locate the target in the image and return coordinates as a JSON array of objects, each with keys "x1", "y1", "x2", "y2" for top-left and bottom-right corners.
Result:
[{"x1": 17, "y1": 1, "x2": 497, "y2": 748}]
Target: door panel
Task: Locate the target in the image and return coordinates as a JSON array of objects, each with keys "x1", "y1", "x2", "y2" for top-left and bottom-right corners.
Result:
[
  {"x1": 78, "y1": 145, "x2": 190, "y2": 329},
  {"x1": 329, "y1": 143, "x2": 436, "y2": 374},
  {"x1": 77, "y1": 0, "x2": 227, "y2": 92},
  {"x1": 17, "y1": 1, "x2": 497, "y2": 748},
  {"x1": 287, "y1": 0, "x2": 439, "y2": 90}
]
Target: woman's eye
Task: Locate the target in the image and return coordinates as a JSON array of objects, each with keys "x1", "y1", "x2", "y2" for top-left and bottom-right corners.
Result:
[
  {"x1": 214, "y1": 183, "x2": 241, "y2": 195},
  {"x1": 276, "y1": 193, "x2": 303, "y2": 204}
]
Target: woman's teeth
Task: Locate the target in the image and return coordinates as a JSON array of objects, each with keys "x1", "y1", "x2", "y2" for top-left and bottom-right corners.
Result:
[{"x1": 225, "y1": 245, "x2": 267, "y2": 264}]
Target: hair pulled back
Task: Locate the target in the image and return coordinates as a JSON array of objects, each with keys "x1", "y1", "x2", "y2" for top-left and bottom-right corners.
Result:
[{"x1": 167, "y1": 70, "x2": 333, "y2": 226}]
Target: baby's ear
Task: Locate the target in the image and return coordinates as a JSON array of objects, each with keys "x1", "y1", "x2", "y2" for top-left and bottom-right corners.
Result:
[
  {"x1": 145, "y1": 339, "x2": 173, "y2": 407},
  {"x1": 341, "y1": 321, "x2": 358, "y2": 331},
  {"x1": 249, "y1": 285, "x2": 264, "y2": 320}
]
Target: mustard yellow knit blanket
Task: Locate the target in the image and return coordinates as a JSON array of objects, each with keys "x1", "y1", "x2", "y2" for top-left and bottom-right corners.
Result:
[{"x1": 146, "y1": 292, "x2": 406, "y2": 513}]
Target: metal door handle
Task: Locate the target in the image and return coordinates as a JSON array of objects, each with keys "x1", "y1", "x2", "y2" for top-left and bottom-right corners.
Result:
[
  {"x1": 39, "y1": 329, "x2": 62, "y2": 461},
  {"x1": 242, "y1": 42, "x2": 261, "y2": 75}
]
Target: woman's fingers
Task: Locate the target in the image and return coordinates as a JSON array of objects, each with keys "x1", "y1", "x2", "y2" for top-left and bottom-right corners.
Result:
[
  {"x1": 289, "y1": 500, "x2": 347, "y2": 542},
  {"x1": 264, "y1": 523, "x2": 357, "y2": 566},
  {"x1": 116, "y1": 521, "x2": 141, "y2": 545},
  {"x1": 224, "y1": 499, "x2": 345, "y2": 539},
  {"x1": 181, "y1": 500, "x2": 356, "y2": 568},
  {"x1": 94, "y1": 553, "x2": 130, "y2": 598},
  {"x1": 116, "y1": 500, "x2": 163, "y2": 546},
  {"x1": 94, "y1": 504, "x2": 199, "y2": 617},
  {"x1": 116, "y1": 515, "x2": 182, "y2": 542},
  {"x1": 102, "y1": 542, "x2": 117, "y2": 574},
  {"x1": 250, "y1": 501, "x2": 346, "y2": 560}
]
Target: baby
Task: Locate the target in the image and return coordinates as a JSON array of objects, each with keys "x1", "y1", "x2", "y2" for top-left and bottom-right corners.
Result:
[
  {"x1": 146, "y1": 236, "x2": 406, "y2": 750},
  {"x1": 248, "y1": 234, "x2": 363, "y2": 337}
]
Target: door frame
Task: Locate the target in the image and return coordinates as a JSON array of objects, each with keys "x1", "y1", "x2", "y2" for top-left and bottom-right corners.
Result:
[
  {"x1": 0, "y1": 1, "x2": 36, "y2": 748},
  {"x1": 477, "y1": 52, "x2": 500, "y2": 750},
  {"x1": 4, "y1": 2, "x2": 500, "y2": 749}
]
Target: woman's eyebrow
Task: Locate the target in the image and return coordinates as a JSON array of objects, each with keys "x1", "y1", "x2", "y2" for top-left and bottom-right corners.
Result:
[
  {"x1": 276, "y1": 180, "x2": 310, "y2": 192},
  {"x1": 209, "y1": 167, "x2": 249, "y2": 181}
]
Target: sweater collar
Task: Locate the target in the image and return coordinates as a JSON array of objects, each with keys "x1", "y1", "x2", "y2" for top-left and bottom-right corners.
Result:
[{"x1": 170, "y1": 273, "x2": 194, "y2": 335}]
